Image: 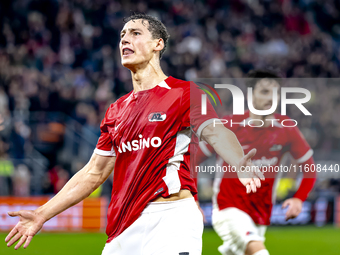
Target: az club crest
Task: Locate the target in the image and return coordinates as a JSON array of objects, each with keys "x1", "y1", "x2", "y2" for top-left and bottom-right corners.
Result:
[{"x1": 148, "y1": 112, "x2": 167, "y2": 122}]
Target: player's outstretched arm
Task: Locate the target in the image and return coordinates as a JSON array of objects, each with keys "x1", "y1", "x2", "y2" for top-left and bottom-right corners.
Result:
[
  {"x1": 5, "y1": 153, "x2": 115, "y2": 250},
  {"x1": 282, "y1": 157, "x2": 316, "y2": 220},
  {"x1": 201, "y1": 123, "x2": 264, "y2": 193}
]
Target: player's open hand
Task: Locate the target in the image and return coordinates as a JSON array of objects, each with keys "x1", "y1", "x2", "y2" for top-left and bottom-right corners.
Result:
[
  {"x1": 282, "y1": 197, "x2": 303, "y2": 221},
  {"x1": 5, "y1": 210, "x2": 46, "y2": 250},
  {"x1": 237, "y1": 148, "x2": 265, "y2": 194}
]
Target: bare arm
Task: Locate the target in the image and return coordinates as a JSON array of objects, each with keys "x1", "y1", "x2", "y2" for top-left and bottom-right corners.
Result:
[
  {"x1": 201, "y1": 123, "x2": 264, "y2": 193},
  {"x1": 202, "y1": 123, "x2": 244, "y2": 166},
  {"x1": 282, "y1": 157, "x2": 316, "y2": 220},
  {"x1": 36, "y1": 153, "x2": 115, "y2": 220},
  {"x1": 5, "y1": 153, "x2": 115, "y2": 249}
]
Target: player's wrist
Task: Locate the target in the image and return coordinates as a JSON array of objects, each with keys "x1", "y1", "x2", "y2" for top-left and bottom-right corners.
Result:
[
  {"x1": 292, "y1": 196, "x2": 304, "y2": 203},
  {"x1": 34, "y1": 207, "x2": 50, "y2": 223}
]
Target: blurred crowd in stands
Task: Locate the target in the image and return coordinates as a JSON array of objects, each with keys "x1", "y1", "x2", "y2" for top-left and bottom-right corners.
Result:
[{"x1": 0, "y1": 0, "x2": 340, "y2": 196}]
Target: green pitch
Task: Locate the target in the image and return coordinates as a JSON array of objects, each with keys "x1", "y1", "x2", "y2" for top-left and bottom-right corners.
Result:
[{"x1": 1, "y1": 225, "x2": 339, "y2": 254}]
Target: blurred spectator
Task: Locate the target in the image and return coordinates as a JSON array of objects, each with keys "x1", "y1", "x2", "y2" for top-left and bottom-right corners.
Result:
[
  {"x1": 0, "y1": 137, "x2": 13, "y2": 196},
  {"x1": 12, "y1": 164, "x2": 30, "y2": 196},
  {"x1": 48, "y1": 165, "x2": 70, "y2": 194}
]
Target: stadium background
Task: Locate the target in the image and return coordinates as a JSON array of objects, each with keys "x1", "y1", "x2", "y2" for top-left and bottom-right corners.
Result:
[{"x1": 0, "y1": 0, "x2": 339, "y2": 254}]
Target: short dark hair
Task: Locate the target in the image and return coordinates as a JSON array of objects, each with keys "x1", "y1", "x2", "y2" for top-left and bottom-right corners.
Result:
[
  {"x1": 123, "y1": 13, "x2": 170, "y2": 59},
  {"x1": 246, "y1": 69, "x2": 281, "y2": 89}
]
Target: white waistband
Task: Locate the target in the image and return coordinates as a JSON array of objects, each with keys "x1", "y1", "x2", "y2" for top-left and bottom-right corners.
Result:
[{"x1": 142, "y1": 197, "x2": 195, "y2": 214}]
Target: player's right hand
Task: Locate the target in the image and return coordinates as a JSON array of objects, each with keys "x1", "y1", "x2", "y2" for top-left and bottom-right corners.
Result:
[
  {"x1": 237, "y1": 148, "x2": 265, "y2": 194},
  {"x1": 5, "y1": 210, "x2": 46, "y2": 250},
  {"x1": 282, "y1": 197, "x2": 303, "y2": 220}
]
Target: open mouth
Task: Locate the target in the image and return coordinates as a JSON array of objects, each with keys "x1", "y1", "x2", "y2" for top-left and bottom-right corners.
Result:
[{"x1": 123, "y1": 48, "x2": 134, "y2": 56}]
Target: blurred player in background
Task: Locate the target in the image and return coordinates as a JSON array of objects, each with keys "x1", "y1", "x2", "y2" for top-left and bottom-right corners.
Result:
[
  {"x1": 197, "y1": 70, "x2": 316, "y2": 255},
  {"x1": 5, "y1": 14, "x2": 264, "y2": 255}
]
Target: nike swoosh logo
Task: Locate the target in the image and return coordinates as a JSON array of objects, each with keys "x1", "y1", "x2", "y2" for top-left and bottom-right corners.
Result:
[{"x1": 115, "y1": 123, "x2": 122, "y2": 131}]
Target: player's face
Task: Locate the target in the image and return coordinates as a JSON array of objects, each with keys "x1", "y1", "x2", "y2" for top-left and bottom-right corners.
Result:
[
  {"x1": 120, "y1": 19, "x2": 159, "y2": 69},
  {"x1": 252, "y1": 79, "x2": 280, "y2": 112}
]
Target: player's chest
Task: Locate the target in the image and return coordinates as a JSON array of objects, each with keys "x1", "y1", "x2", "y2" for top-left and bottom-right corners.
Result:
[{"x1": 107, "y1": 91, "x2": 182, "y2": 143}]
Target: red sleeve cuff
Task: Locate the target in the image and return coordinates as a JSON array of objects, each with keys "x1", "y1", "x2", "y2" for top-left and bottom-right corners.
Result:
[{"x1": 293, "y1": 157, "x2": 316, "y2": 201}]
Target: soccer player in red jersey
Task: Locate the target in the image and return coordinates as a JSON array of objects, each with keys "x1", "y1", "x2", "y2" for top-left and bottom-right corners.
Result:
[
  {"x1": 5, "y1": 14, "x2": 264, "y2": 254},
  {"x1": 196, "y1": 70, "x2": 316, "y2": 255}
]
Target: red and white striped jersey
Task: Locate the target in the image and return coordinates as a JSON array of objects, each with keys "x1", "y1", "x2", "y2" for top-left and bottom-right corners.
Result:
[{"x1": 95, "y1": 76, "x2": 218, "y2": 242}]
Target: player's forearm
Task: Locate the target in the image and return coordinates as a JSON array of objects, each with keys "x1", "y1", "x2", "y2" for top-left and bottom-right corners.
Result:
[
  {"x1": 35, "y1": 168, "x2": 99, "y2": 221},
  {"x1": 293, "y1": 157, "x2": 316, "y2": 201},
  {"x1": 35, "y1": 155, "x2": 115, "y2": 222},
  {"x1": 202, "y1": 124, "x2": 244, "y2": 167}
]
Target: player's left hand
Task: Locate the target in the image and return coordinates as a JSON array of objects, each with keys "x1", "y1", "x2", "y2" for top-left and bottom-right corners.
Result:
[
  {"x1": 237, "y1": 149, "x2": 265, "y2": 194},
  {"x1": 282, "y1": 197, "x2": 303, "y2": 221}
]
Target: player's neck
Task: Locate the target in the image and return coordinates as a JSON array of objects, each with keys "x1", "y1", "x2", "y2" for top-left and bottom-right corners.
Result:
[
  {"x1": 130, "y1": 61, "x2": 168, "y2": 93},
  {"x1": 249, "y1": 112, "x2": 276, "y2": 128}
]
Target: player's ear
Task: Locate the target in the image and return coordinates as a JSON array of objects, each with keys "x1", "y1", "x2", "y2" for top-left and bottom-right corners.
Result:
[{"x1": 154, "y1": 38, "x2": 164, "y2": 54}]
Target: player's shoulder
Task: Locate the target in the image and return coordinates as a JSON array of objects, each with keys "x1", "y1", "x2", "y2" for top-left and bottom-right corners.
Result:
[
  {"x1": 166, "y1": 76, "x2": 190, "y2": 90},
  {"x1": 115, "y1": 92, "x2": 133, "y2": 105},
  {"x1": 166, "y1": 76, "x2": 188, "y2": 86},
  {"x1": 165, "y1": 76, "x2": 200, "y2": 102},
  {"x1": 104, "y1": 92, "x2": 133, "y2": 114}
]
